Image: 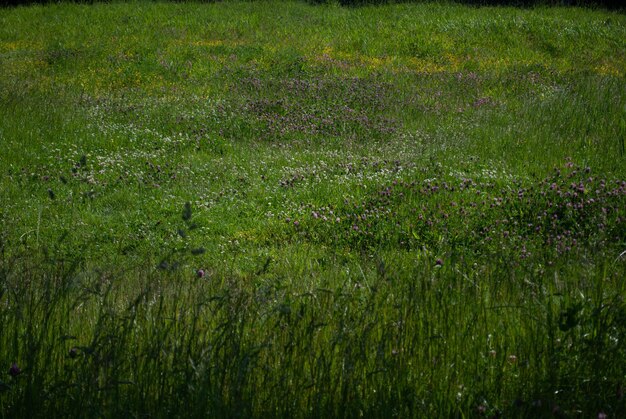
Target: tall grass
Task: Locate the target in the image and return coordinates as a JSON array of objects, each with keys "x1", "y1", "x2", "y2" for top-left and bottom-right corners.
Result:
[{"x1": 1, "y1": 1, "x2": 625, "y2": 416}]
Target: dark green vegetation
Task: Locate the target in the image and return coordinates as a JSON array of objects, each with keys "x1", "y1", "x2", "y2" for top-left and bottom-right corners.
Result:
[{"x1": 1, "y1": 1, "x2": 625, "y2": 417}]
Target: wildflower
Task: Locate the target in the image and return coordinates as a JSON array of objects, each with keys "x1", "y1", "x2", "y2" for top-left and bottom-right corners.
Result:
[
  {"x1": 598, "y1": 413, "x2": 607, "y2": 419},
  {"x1": 8, "y1": 363, "x2": 21, "y2": 377},
  {"x1": 508, "y1": 355, "x2": 517, "y2": 363},
  {"x1": 196, "y1": 269, "x2": 205, "y2": 278},
  {"x1": 435, "y1": 259, "x2": 443, "y2": 267},
  {"x1": 69, "y1": 348, "x2": 79, "y2": 359}
]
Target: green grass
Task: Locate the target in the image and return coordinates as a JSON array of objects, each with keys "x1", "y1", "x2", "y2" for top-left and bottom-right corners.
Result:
[{"x1": 1, "y1": 1, "x2": 625, "y2": 417}]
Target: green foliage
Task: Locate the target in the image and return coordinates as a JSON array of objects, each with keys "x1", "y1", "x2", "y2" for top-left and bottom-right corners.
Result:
[{"x1": 1, "y1": 1, "x2": 625, "y2": 417}]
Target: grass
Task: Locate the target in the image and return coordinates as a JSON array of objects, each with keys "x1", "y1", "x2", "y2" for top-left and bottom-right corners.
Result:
[{"x1": 1, "y1": 0, "x2": 625, "y2": 417}]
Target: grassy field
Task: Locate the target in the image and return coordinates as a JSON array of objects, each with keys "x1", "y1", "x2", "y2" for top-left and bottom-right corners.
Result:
[{"x1": 1, "y1": 0, "x2": 625, "y2": 416}]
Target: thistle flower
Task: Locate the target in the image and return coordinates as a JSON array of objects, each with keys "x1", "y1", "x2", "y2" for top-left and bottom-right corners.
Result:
[{"x1": 8, "y1": 363, "x2": 21, "y2": 377}]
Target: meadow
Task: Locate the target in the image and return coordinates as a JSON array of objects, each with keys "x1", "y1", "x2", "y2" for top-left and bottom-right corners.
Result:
[{"x1": 1, "y1": 1, "x2": 625, "y2": 417}]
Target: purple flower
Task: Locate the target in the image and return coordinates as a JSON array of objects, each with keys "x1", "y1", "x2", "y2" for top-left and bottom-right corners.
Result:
[
  {"x1": 435, "y1": 259, "x2": 443, "y2": 267},
  {"x1": 8, "y1": 363, "x2": 21, "y2": 377},
  {"x1": 196, "y1": 269, "x2": 205, "y2": 278}
]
